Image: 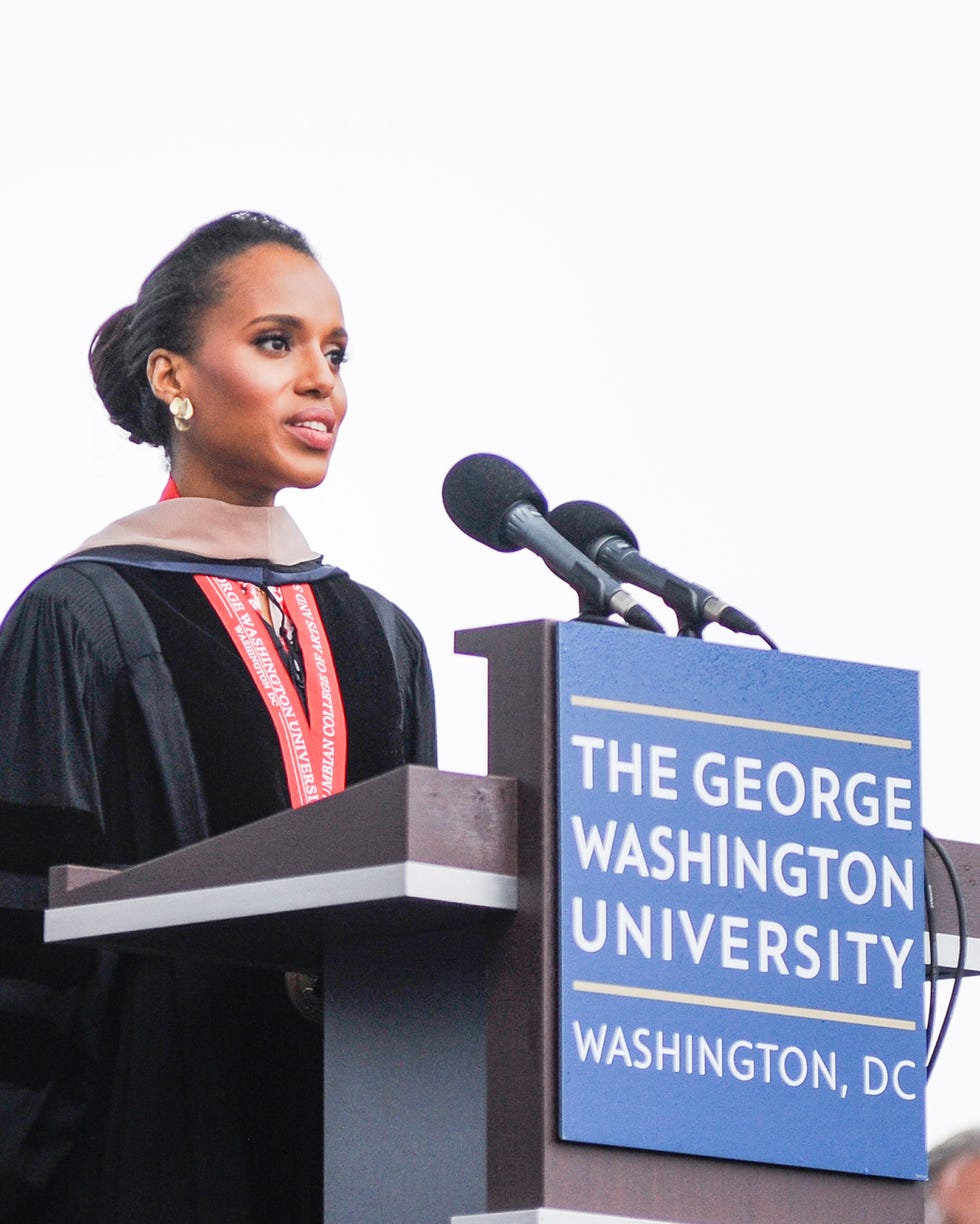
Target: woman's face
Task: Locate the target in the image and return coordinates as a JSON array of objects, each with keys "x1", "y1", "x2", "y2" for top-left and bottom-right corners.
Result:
[{"x1": 156, "y1": 243, "x2": 349, "y2": 507}]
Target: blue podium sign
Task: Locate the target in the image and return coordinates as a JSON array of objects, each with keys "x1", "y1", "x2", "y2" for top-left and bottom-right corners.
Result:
[{"x1": 556, "y1": 621, "x2": 925, "y2": 1180}]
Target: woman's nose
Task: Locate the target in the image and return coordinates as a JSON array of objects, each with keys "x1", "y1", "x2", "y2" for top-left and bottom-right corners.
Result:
[{"x1": 298, "y1": 348, "x2": 337, "y2": 396}]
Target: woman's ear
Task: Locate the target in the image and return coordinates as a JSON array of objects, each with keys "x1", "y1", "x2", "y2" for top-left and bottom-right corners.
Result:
[{"x1": 146, "y1": 349, "x2": 188, "y2": 405}]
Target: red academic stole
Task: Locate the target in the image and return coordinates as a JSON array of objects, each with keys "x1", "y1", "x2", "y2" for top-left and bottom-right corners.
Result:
[{"x1": 195, "y1": 575, "x2": 348, "y2": 806}]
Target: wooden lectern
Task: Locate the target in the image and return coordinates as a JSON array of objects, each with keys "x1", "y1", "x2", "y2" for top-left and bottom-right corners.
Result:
[{"x1": 46, "y1": 622, "x2": 980, "y2": 1224}]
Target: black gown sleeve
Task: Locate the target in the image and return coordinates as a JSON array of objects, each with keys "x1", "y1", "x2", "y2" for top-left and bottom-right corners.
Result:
[
  {"x1": 0, "y1": 569, "x2": 124, "y2": 1215},
  {"x1": 0, "y1": 565, "x2": 205, "y2": 1219},
  {"x1": 0, "y1": 563, "x2": 207, "y2": 869},
  {"x1": 0, "y1": 567, "x2": 124, "y2": 871}
]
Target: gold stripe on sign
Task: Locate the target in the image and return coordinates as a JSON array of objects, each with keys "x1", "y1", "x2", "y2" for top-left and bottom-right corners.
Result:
[
  {"x1": 569, "y1": 695, "x2": 912, "y2": 751},
  {"x1": 572, "y1": 979, "x2": 916, "y2": 1031}
]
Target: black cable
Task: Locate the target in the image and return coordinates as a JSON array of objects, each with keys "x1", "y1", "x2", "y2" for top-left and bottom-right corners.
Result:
[
  {"x1": 923, "y1": 829, "x2": 968, "y2": 1077},
  {"x1": 923, "y1": 842, "x2": 939, "y2": 1054},
  {"x1": 679, "y1": 619, "x2": 779, "y2": 649}
]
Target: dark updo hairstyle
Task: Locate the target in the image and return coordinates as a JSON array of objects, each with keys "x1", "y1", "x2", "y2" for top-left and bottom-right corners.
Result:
[{"x1": 89, "y1": 211, "x2": 316, "y2": 450}]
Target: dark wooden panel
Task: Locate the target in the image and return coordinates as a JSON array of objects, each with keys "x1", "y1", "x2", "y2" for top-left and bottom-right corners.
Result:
[
  {"x1": 926, "y1": 836, "x2": 980, "y2": 941},
  {"x1": 459, "y1": 620, "x2": 555, "y2": 1212}
]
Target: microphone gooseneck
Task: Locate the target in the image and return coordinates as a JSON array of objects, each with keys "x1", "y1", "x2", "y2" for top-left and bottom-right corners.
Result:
[
  {"x1": 548, "y1": 499, "x2": 776, "y2": 648},
  {"x1": 442, "y1": 455, "x2": 664, "y2": 633}
]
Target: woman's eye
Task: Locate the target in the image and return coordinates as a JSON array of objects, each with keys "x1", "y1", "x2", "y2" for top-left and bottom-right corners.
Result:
[
  {"x1": 326, "y1": 348, "x2": 349, "y2": 368},
  {"x1": 256, "y1": 332, "x2": 291, "y2": 352}
]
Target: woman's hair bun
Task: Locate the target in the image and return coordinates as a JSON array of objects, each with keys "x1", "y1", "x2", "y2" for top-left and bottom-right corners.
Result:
[{"x1": 88, "y1": 304, "x2": 166, "y2": 446}]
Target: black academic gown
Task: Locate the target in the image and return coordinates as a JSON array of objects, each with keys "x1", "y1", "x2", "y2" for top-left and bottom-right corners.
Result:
[{"x1": 0, "y1": 546, "x2": 436, "y2": 1223}]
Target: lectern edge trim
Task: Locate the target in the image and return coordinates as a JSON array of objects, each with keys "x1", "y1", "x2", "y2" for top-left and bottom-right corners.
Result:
[{"x1": 44, "y1": 860, "x2": 518, "y2": 942}]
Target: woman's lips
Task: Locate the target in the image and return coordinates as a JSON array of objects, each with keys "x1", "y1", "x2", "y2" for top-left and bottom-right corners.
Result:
[{"x1": 286, "y1": 418, "x2": 335, "y2": 451}]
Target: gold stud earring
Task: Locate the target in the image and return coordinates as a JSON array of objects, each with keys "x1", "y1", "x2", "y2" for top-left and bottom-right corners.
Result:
[{"x1": 169, "y1": 396, "x2": 194, "y2": 432}]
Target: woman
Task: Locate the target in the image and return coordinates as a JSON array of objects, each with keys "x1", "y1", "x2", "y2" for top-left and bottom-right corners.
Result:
[{"x1": 0, "y1": 212, "x2": 436, "y2": 1222}]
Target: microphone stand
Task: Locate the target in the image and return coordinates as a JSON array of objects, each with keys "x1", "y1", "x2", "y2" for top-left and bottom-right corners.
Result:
[{"x1": 573, "y1": 591, "x2": 656, "y2": 629}]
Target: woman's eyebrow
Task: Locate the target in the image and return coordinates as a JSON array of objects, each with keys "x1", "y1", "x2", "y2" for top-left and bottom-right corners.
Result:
[
  {"x1": 246, "y1": 313, "x2": 348, "y2": 343},
  {"x1": 247, "y1": 313, "x2": 303, "y2": 328}
]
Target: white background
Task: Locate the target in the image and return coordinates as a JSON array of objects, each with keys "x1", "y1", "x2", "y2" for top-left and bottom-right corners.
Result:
[{"x1": 2, "y1": 1, "x2": 977, "y2": 1151}]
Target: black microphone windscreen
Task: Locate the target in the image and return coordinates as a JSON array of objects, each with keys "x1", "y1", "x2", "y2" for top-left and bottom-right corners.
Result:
[
  {"x1": 442, "y1": 454, "x2": 548, "y2": 552},
  {"x1": 549, "y1": 500, "x2": 640, "y2": 554}
]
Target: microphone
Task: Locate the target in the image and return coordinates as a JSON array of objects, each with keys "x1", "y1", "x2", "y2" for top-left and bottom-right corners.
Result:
[
  {"x1": 442, "y1": 455, "x2": 664, "y2": 633},
  {"x1": 548, "y1": 500, "x2": 777, "y2": 648}
]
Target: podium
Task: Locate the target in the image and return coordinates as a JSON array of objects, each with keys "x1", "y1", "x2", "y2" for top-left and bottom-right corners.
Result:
[{"x1": 45, "y1": 622, "x2": 980, "y2": 1224}]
